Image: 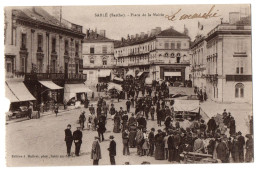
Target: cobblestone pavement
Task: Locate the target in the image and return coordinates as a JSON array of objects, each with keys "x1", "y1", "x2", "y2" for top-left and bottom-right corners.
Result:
[{"x1": 6, "y1": 87, "x2": 252, "y2": 166}]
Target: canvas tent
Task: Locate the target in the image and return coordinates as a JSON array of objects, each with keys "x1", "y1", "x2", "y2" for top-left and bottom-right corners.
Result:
[
  {"x1": 107, "y1": 82, "x2": 122, "y2": 91},
  {"x1": 64, "y1": 84, "x2": 92, "y2": 101}
]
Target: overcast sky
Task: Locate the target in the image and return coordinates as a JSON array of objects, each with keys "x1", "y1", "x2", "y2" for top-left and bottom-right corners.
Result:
[{"x1": 44, "y1": 4, "x2": 250, "y2": 41}]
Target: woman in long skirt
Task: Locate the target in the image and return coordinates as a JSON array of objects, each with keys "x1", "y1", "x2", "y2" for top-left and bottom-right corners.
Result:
[
  {"x1": 154, "y1": 130, "x2": 165, "y2": 160},
  {"x1": 113, "y1": 113, "x2": 121, "y2": 133},
  {"x1": 129, "y1": 125, "x2": 137, "y2": 148}
]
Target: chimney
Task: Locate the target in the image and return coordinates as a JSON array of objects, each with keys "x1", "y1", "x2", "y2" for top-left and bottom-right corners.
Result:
[
  {"x1": 136, "y1": 34, "x2": 139, "y2": 38},
  {"x1": 156, "y1": 27, "x2": 161, "y2": 34},
  {"x1": 131, "y1": 35, "x2": 135, "y2": 39},
  {"x1": 151, "y1": 29, "x2": 157, "y2": 36},
  {"x1": 229, "y1": 12, "x2": 240, "y2": 24},
  {"x1": 100, "y1": 30, "x2": 106, "y2": 37},
  {"x1": 121, "y1": 37, "x2": 124, "y2": 42},
  {"x1": 86, "y1": 29, "x2": 90, "y2": 38},
  {"x1": 140, "y1": 32, "x2": 145, "y2": 38},
  {"x1": 51, "y1": 6, "x2": 62, "y2": 23},
  {"x1": 95, "y1": 27, "x2": 97, "y2": 33},
  {"x1": 127, "y1": 34, "x2": 130, "y2": 40}
]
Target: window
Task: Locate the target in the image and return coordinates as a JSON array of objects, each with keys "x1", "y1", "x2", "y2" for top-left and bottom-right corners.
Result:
[
  {"x1": 37, "y1": 34, "x2": 43, "y2": 51},
  {"x1": 171, "y1": 42, "x2": 175, "y2": 49},
  {"x1": 12, "y1": 28, "x2": 16, "y2": 46},
  {"x1": 21, "y1": 33, "x2": 26, "y2": 49},
  {"x1": 65, "y1": 40, "x2": 69, "y2": 55},
  {"x1": 52, "y1": 38, "x2": 56, "y2": 53},
  {"x1": 102, "y1": 46, "x2": 107, "y2": 54},
  {"x1": 165, "y1": 53, "x2": 168, "y2": 57},
  {"x1": 177, "y1": 42, "x2": 181, "y2": 49},
  {"x1": 177, "y1": 57, "x2": 181, "y2": 63},
  {"x1": 240, "y1": 67, "x2": 244, "y2": 74},
  {"x1": 6, "y1": 62, "x2": 12, "y2": 73},
  {"x1": 90, "y1": 57, "x2": 95, "y2": 64},
  {"x1": 51, "y1": 60, "x2": 56, "y2": 73},
  {"x1": 170, "y1": 53, "x2": 175, "y2": 58},
  {"x1": 90, "y1": 47, "x2": 95, "y2": 54},
  {"x1": 102, "y1": 58, "x2": 107, "y2": 65},
  {"x1": 75, "y1": 42, "x2": 79, "y2": 56},
  {"x1": 164, "y1": 42, "x2": 169, "y2": 49},
  {"x1": 235, "y1": 83, "x2": 244, "y2": 98},
  {"x1": 20, "y1": 57, "x2": 26, "y2": 72}
]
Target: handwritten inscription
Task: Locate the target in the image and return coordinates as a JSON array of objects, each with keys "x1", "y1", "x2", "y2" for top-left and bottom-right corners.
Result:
[{"x1": 165, "y1": 5, "x2": 220, "y2": 21}]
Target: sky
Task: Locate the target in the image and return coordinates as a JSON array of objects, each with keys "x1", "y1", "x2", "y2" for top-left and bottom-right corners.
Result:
[{"x1": 42, "y1": 4, "x2": 250, "y2": 41}]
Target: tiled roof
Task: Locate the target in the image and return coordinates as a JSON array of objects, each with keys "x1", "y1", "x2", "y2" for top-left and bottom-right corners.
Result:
[
  {"x1": 83, "y1": 31, "x2": 114, "y2": 43},
  {"x1": 12, "y1": 7, "x2": 83, "y2": 34},
  {"x1": 114, "y1": 27, "x2": 189, "y2": 48},
  {"x1": 157, "y1": 28, "x2": 189, "y2": 37}
]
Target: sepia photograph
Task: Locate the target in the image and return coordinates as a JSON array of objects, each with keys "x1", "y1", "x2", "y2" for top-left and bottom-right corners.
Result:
[{"x1": 3, "y1": 3, "x2": 254, "y2": 166}]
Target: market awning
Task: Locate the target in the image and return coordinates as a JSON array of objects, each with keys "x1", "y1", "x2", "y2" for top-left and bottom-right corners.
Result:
[
  {"x1": 126, "y1": 70, "x2": 135, "y2": 76},
  {"x1": 5, "y1": 84, "x2": 19, "y2": 102},
  {"x1": 64, "y1": 84, "x2": 92, "y2": 93},
  {"x1": 164, "y1": 72, "x2": 181, "y2": 76},
  {"x1": 98, "y1": 70, "x2": 111, "y2": 77},
  {"x1": 6, "y1": 81, "x2": 36, "y2": 102},
  {"x1": 108, "y1": 82, "x2": 122, "y2": 91},
  {"x1": 113, "y1": 77, "x2": 123, "y2": 82},
  {"x1": 39, "y1": 81, "x2": 63, "y2": 90},
  {"x1": 137, "y1": 72, "x2": 143, "y2": 76},
  {"x1": 174, "y1": 100, "x2": 200, "y2": 113}
]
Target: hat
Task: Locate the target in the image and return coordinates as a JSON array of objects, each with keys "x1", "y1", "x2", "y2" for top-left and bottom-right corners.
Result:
[
  {"x1": 67, "y1": 124, "x2": 71, "y2": 127},
  {"x1": 158, "y1": 129, "x2": 162, "y2": 133},
  {"x1": 238, "y1": 131, "x2": 242, "y2": 135},
  {"x1": 109, "y1": 135, "x2": 114, "y2": 139},
  {"x1": 77, "y1": 126, "x2": 81, "y2": 129},
  {"x1": 95, "y1": 136, "x2": 100, "y2": 139}
]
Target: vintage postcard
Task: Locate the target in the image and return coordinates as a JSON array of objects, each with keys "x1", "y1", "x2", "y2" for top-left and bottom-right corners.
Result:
[{"x1": 4, "y1": 4, "x2": 253, "y2": 166}]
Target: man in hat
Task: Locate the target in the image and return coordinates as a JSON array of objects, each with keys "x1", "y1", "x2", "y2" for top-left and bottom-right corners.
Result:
[
  {"x1": 136, "y1": 127, "x2": 144, "y2": 156},
  {"x1": 237, "y1": 131, "x2": 245, "y2": 162},
  {"x1": 73, "y1": 126, "x2": 83, "y2": 156},
  {"x1": 79, "y1": 111, "x2": 86, "y2": 130},
  {"x1": 91, "y1": 136, "x2": 101, "y2": 165},
  {"x1": 126, "y1": 99, "x2": 131, "y2": 113},
  {"x1": 107, "y1": 135, "x2": 116, "y2": 165},
  {"x1": 89, "y1": 104, "x2": 95, "y2": 115},
  {"x1": 122, "y1": 129, "x2": 130, "y2": 156},
  {"x1": 64, "y1": 124, "x2": 73, "y2": 156},
  {"x1": 97, "y1": 118, "x2": 106, "y2": 142},
  {"x1": 148, "y1": 128, "x2": 155, "y2": 156}
]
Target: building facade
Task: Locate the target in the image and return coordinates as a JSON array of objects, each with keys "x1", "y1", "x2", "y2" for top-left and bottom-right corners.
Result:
[
  {"x1": 190, "y1": 36, "x2": 207, "y2": 92},
  {"x1": 82, "y1": 29, "x2": 116, "y2": 86},
  {"x1": 191, "y1": 14, "x2": 252, "y2": 103},
  {"x1": 4, "y1": 7, "x2": 86, "y2": 106},
  {"x1": 114, "y1": 27, "x2": 191, "y2": 85}
]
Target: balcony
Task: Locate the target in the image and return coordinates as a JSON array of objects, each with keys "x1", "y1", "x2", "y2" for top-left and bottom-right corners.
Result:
[
  {"x1": 226, "y1": 75, "x2": 252, "y2": 82},
  {"x1": 36, "y1": 47, "x2": 44, "y2": 60},
  {"x1": 25, "y1": 73, "x2": 87, "y2": 81}
]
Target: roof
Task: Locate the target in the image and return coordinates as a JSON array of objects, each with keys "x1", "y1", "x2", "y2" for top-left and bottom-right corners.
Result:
[
  {"x1": 12, "y1": 7, "x2": 84, "y2": 36},
  {"x1": 190, "y1": 35, "x2": 206, "y2": 49},
  {"x1": 83, "y1": 31, "x2": 114, "y2": 43},
  {"x1": 114, "y1": 27, "x2": 189, "y2": 48},
  {"x1": 157, "y1": 28, "x2": 189, "y2": 37}
]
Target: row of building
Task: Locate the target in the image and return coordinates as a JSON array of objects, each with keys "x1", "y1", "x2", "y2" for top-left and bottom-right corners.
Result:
[{"x1": 4, "y1": 7, "x2": 252, "y2": 109}]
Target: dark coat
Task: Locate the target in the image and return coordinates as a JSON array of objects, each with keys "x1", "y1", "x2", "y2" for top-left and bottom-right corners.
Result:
[
  {"x1": 216, "y1": 141, "x2": 228, "y2": 162},
  {"x1": 207, "y1": 118, "x2": 217, "y2": 131},
  {"x1": 108, "y1": 140, "x2": 116, "y2": 156},
  {"x1": 229, "y1": 119, "x2": 236, "y2": 135},
  {"x1": 91, "y1": 140, "x2": 102, "y2": 160},
  {"x1": 64, "y1": 129, "x2": 73, "y2": 142},
  {"x1": 73, "y1": 130, "x2": 82, "y2": 144},
  {"x1": 97, "y1": 121, "x2": 106, "y2": 133}
]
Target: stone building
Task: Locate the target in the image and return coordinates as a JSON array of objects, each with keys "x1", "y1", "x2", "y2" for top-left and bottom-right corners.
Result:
[
  {"x1": 191, "y1": 13, "x2": 252, "y2": 103},
  {"x1": 114, "y1": 27, "x2": 191, "y2": 85},
  {"x1": 4, "y1": 7, "x2": 86, "y2": 107},
  {"x1": 82, "y1": 29, "x2": 116, "y2": 86}
]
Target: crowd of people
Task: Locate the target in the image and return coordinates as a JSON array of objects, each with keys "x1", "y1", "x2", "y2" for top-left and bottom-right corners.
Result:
[{"x1": 63, "y1": 78, "x2": 253, "y2": 165}]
